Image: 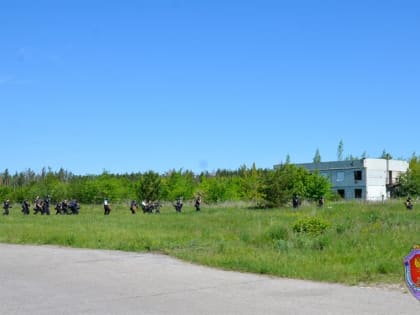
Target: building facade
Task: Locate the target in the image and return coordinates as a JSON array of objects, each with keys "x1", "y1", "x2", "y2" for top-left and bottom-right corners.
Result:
[{"x1": 294, "y1": 158, "x2": 409, "y2": 201}]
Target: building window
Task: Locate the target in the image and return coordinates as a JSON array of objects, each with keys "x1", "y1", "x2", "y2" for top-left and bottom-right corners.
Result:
[
  {"x1": 336, "y1": 172, "x2": 344, "y2": 182},
  {"x1": 355, "y1": 189, "x2": 362, "y2": 199},
  {"x1": 337, "y1": 189, "x2": 345, "y2": 199},
  {"x1": 354, "y1": 170, "x2": 362, "y2": 181}
]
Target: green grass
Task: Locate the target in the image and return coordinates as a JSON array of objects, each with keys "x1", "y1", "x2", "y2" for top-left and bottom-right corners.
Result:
[{"x1": 0, "y1": 201, "x2": 419, "y2": 285}]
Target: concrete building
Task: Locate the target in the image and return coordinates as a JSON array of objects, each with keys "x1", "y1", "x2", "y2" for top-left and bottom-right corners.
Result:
[{"x1": 291, "y1": 158, "x2": 409, "y2": 201}]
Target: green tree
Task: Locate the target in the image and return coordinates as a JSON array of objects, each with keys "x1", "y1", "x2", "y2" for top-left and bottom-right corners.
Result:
[
  {"x1": 313, "y1": 148, "x2": 321, "y2": 163},
  {"x1": 304, "y1": 171, "x2": 331, "y2": 200},
  {"x1": 68, "y1": 176, "x2": 102, "y2": 203},
  {"x1": 136, "y1": 171, "x2": 162, "y2": 201},
  {"x1": 399, "y1": 155, "x2": 420, "y2": 197},
  {"x1": 261, "y1": 165, "x2": 308, "y2": 207},
  {"x1": 337, "y1": 140, "x2": 344, "y2": 161},
  {"x1": 0, "y1": 186, "x2": 12, "y2": 201},
  {"x1": 197, "y1": 176, "x2": 224, "y2": 203},
  {"x1": 161, "y1": 169, "x2": 196, "y2": 201},
  {"x1": 1, "y1": 168, "x2": 11, "y2": 186},
  {"x1": 238, "y1": 163, "x2": 265, "y2": 204},
  {"x1": 206, "y1": 177, "x2": 228, "y2": 203},
  {"x1": 380, "y1": 149, "x2": 393, "y2": 160}
]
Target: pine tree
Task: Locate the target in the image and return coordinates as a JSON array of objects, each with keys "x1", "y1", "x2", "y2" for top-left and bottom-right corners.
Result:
[
  {"x1": 313, "y1": 148, "x2": 321, "y2": 163},
  {"x1": 337, "y1": 140, "x2": 344, "y2": 161}
]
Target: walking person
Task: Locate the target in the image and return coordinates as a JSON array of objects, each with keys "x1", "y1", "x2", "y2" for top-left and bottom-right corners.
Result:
[
  {"x1": 318, "y1": 196, "x2": 325, "y2": 208},
  {"x1": 61, "y1": 200, "x2": 69, "y2": 215},
  {"x1": 174, "y1": 198, "x2": 183, "y2": 212},
  {"x1": 55, "y1": 201, "x2": 63, "y2": 215},
  {"x1": 130, "y1": 200, "x2": 138, "y2": 214},
  {"x1": 104, "y1": 198, "x2": 111, "y2": 215},
  {"x1": 69, "y1": 199, "x2": 80, "y2": 215},
  {"x1": 33, "y1": 196, "x2": 43, "y2": 215},
  {"x1": 292, "y1": 195, "x2": 300, "y2": 209},
  {"x1": 21, "y1": 199, "x2": 30, "y2": 215},
  {"x1": 405, "y1": 197, "x2": 413, "y2": 210},
  {"x1": 194, "y1": 195, "x2": 202, "y2": 211},
  {"x1": 43, "y1": 195, "x2": 51, "y2": 215},
  {"x1": 3, "y1": 199, "x2": 11, "y2": 215}
]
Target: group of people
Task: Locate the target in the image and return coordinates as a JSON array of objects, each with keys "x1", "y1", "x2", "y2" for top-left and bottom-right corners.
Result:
[
  {"x1": 173, "y1": 195, "x2": 202, "y2": 213},
  {"x1": 3, "y1": 195, "x2": 415, "y2": 216},
  {"x1": 104, "y1": 198, "x2": 165, "y2": 215},
  {"x1": 139, "y1": 200, "x2": 161, "y2": 214},
  {"x1": 3, "y1": 195, "x2": 204, "y2": 216},
  {"x1": 32, "y1": 196, "x2": 51, "y2": 215},
  {"x1": 102, "y1": 195, "x2": 203, "y2": 215},
  {"x1": 293, "y1": 195, "x2": 324, "y2": 209},
  {"x1": 2, "y1": 196, "x2": 81, "y2": 216},
  {"x1": 55, "y1": 199, "x2": 81, "y2": 215}
]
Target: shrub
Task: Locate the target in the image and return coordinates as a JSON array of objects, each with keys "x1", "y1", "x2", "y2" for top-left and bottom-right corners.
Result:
[{"x1": 292, "y1": 217, "x2": 329, "y2": 235}]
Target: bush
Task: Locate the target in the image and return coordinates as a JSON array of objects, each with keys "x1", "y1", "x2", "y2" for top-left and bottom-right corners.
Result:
[{"x1": 292, "y1": 217, "x2": 329, "y2": 235}]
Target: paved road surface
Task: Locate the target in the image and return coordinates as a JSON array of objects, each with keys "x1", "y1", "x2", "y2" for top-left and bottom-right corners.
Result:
[{"x1": 0, "y1": 244, "x2": 419, "y2": 314}]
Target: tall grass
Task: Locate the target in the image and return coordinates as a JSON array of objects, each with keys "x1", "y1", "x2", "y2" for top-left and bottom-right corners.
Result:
[{"x1": 0, "y1": 200, "x2": 418, "y2": 285}]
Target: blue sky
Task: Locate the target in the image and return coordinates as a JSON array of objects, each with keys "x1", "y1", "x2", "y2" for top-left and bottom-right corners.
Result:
[{"x1": 1, "y1": 0, "x2": 419, "y2": 175}]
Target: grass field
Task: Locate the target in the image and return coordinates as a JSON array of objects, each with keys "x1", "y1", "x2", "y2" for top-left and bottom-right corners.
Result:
[{"x1": 0, "y1": 200, "x2": 419, "y2": 286}]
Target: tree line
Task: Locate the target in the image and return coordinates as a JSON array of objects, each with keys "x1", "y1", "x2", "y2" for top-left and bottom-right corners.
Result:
[
  {"x1": 1, "y1": 156, "x2": 418, "y2": 208},
  {"x1": 0, "y1": 164, "x2": 331, "y2": 207}
]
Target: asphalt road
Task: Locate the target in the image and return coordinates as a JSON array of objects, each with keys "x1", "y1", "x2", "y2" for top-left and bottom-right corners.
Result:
[{"x1": 0, "y1": 244, "x2": 419, "y2": 315}]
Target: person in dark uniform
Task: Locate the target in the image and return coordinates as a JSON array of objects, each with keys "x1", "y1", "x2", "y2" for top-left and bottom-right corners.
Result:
[
  {"x1": 43, "y1": 195, "x2": 51, "y2": 215},
  {"x1": 130, "y1": 200, "x2": 138, "y2": 214},
  {"x1": 104, "y1": 198, "x2": 111, "y2": 215},
  {"x1": 21, "y1": 199, "x2": 30, "y2": 215},
  {"x1": 194, "y1": 195, "x2": 202, "y2": 211},
  {"x1": 405, "y1": 197, "x2": 413, "y2": 210},
  {"x1": 318, "y1": 196, "x2": 325, "y2": 208},
  {"x1": 69, "y1": 199, "x2": 80, "y2": 215},
  {"x1": 141, "y1": 200, "x2": 147, "y2": 213},
  {"x1": 292, "y1": 195, "x2": 299, "y2": 209},
  {"x1": 55, "y1": 201, "x2": 63, "y2": 215},
  {"x1": 61, "y1": 200, "x2": 69, "y2": 215},
  {"x1": 174, "y1": 198, "x2": 183, "y2": 212},
  {"x1": 3, "y1": 199, "x2": 11, "y2": 215}
]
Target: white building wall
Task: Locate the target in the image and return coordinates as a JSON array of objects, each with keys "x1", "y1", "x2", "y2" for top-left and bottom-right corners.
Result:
[
  {"x1": 365, "y1": 169, "x2": 386, "y2": 186},
  {"x1": 364, "y1": 158, "x2": 409, "y2": 174},
  {"x1": 365, "y1": 168, "x2": 387, "y2": 201},
  {"x1": 363, "y1": 158, "x2": 387, "y2": 170},
  {"x1": 388, "y1": 160, "x2": 410, "y2": 172},
  {"x1": 366, "y1": 186, "x2": 387, "y2": 201},
  {"x1": 363, "y1": 158, "x2": 409, "y2": 201}
]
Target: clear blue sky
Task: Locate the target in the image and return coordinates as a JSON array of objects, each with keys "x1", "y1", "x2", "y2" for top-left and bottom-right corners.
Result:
[{"x1": 1, "y1": 0, "x2": 419, "y2": 175}]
